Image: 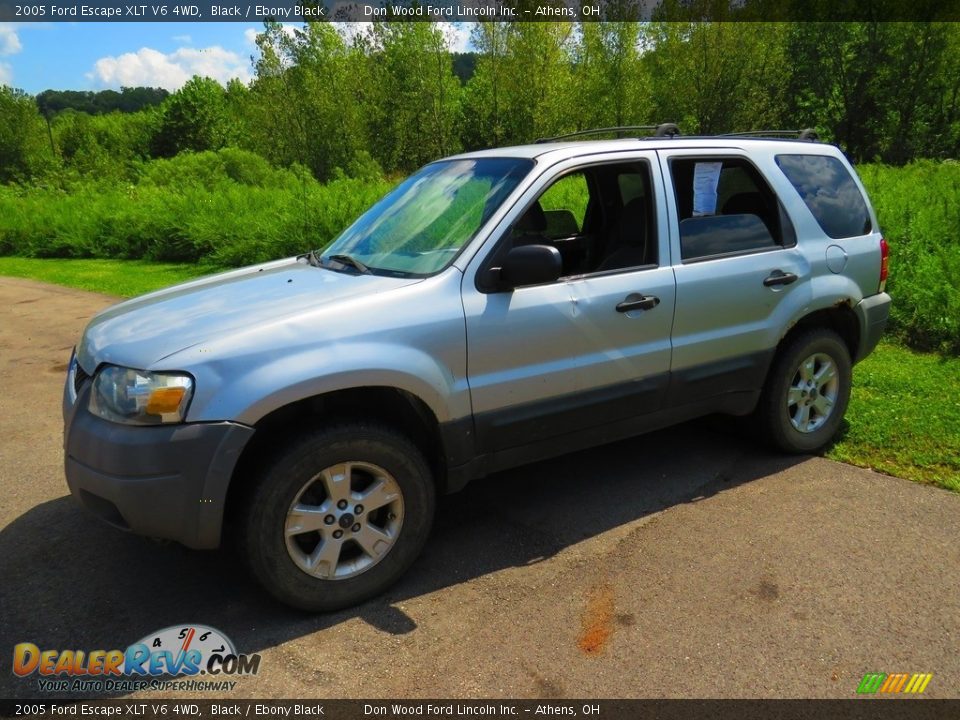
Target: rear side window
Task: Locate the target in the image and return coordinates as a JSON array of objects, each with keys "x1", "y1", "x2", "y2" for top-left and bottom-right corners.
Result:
[
  {"x1": 669, "y1": 157, "x2": 791, "y2": 261},
  {"x1": 776, "y1": 154, "x2": 872, "y2": 239}
]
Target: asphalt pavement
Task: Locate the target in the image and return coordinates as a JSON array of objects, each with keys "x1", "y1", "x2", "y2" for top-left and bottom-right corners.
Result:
[{"x1": 1, "y1": 276, "x2": 958, "y2": 700}]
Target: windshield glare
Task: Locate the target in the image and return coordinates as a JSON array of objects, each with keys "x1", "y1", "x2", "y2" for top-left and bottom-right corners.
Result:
[{"x1": 322, "y1": 157, "x2": 534, "y2": 276}]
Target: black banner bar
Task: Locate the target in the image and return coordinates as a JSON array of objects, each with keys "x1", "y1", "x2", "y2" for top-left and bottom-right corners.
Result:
[
  {"x1": 3, "y1": 700, "x2": 960, "y2": 720},
  {"x1": 0, "y1": 0, "x2": 959, "y2": 22}
]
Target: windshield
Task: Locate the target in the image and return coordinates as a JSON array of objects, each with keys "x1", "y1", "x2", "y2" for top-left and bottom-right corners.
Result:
[{"x1": 321, "y1": 157, "x2": 534, "y2": 276}]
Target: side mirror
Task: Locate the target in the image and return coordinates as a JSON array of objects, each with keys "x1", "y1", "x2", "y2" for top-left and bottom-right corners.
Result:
[{"x1": 497, "y1": 244, "x2": 562, "y2": 289}]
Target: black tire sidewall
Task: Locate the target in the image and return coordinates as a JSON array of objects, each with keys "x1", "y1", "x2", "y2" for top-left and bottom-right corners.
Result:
[
  {"x1": 242, "y1": 424, "x2": 435, "y2": 611},
  {"x1": 763, "y1": 330, "x2": 852, "y2": 454}
]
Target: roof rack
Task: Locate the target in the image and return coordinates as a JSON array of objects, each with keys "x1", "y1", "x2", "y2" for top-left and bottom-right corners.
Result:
[
  {"x1": 534, "y1": 125, "x2": 819, "y2": 144},
  {"x1": 717, "y1": 128, "x2": 820, "y2": 141},
  {"x1": 535, "y1": 123, "x2": 680, "y2": 143}
]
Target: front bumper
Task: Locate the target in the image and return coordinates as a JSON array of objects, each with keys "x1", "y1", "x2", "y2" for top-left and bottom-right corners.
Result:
[
  {"x1": 63, "y1": 381, "x2": 254, "y2": 549},
  {"x1": 854, "y1": 292, "x2": 892, "y2": 362}
]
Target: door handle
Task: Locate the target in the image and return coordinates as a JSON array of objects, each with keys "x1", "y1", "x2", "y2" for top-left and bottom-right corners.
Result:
[
  {"x1": 616, "y1": 294, "x2": 660, "y2": 312},
  {"x1": 763, "y1": 269, "x2": 798, "y2": 287}
]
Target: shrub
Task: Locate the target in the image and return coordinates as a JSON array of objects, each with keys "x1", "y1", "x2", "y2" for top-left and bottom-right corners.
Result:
[
  {"x1": 0, "y1": 148, "x2": 392, "y2": 268},
  {"x1": 859, "y1": 161, "x2": 960, "y2": 355}
]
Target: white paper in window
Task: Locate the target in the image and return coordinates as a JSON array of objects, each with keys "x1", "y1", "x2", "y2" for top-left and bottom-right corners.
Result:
[{"x1": 692, "y1": 162, "x2": 723, "y2": 216}]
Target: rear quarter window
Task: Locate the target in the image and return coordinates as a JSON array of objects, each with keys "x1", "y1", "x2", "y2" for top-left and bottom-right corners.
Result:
[{"x1": 776, "y1": 154, "x2": 872, "y2": 239}]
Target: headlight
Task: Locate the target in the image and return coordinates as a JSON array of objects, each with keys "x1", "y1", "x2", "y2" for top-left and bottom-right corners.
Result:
[{"x1": 89, "y1": 366, "x2": 194, "y2": 425}]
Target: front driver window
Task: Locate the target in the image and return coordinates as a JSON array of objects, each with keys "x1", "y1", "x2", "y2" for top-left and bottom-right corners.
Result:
[
  {"x1": 506, "y1": 162, "x2": 657, "y2": 278},
  {"x1": 538, "y1": 172, "x2": 590, "y2": 240}
]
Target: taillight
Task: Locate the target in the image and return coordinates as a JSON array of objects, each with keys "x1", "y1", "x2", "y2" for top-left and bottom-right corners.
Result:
[{"x1": 879, "y1": 237, "x2": 889, "y2": 292}]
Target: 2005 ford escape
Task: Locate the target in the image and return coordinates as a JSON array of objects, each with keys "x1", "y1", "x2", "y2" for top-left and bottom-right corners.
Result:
[{"x1": 63, "y1": 126, "x2": 891, "y2": 610}]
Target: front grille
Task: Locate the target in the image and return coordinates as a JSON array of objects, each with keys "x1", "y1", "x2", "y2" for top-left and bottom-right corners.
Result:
[{"x1": 74, "y1": 363, "x2": 90, "y2": 394}]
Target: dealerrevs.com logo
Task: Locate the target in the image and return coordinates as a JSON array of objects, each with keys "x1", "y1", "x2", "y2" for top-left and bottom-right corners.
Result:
[{"x1": 12, "y1": 624, "x2": 261, "y2": 693}]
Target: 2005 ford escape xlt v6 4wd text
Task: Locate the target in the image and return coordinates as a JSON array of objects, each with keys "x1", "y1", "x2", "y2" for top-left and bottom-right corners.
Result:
[{"x1": 63, "y1": 126, "x2": 891, "y2": 610}]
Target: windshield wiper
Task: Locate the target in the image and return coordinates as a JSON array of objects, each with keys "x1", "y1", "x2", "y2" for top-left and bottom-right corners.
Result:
[
  {"x1": 326, "y1": 253, "x2": 371, "y2": 274},
  {"x1": 298, "y1": 249, "x2": 322, "y2": 267}
]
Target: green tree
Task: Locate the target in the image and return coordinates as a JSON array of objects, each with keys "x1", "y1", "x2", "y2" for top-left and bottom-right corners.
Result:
[
  {"x1": 930, "y1": 24, "x2": 960, "y2": 159},
  {"x1": 462, "y1": 22, "x2": 511, "y2": 149},
  {"x1": 364, "y1": 21, "x2": 462, "y2": 172},
  {"x1": 464, "y1": 20, "x2": 575, "y2": 148},
  {"x1": 36, "y1": 87, "x2": 168, "y2": 116},
  {"x1": 0, "y1": 86, "x2": 53, "y2": 183},
  {"x1": 787, "y1": 22, "x2": 960, "y2": 163},
  {"x1": 54, "y1": 108, "x2": 158, "y2": 180},
  {"x1": 151, "y1": 76, "x2": 233, "y2": 157},
  {"x1": 644, "y1": 22, "x2": 789, "y2": 134},
  {"x1": 247, "y1": 22, "x2": 369, "y2": 181},
  {"x1": 574, "y1": 20, "x2": 651, "y2": 130}
]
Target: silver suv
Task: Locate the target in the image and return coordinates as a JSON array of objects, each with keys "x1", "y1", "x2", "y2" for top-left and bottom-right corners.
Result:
[{"x1": 63, "y1": 129, "x2": 891, "y2": 610}]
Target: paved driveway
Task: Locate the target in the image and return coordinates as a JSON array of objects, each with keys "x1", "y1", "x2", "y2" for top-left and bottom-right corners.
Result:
[{"x1": 1, "y1": 276, "x2": 958, "y2": 700}]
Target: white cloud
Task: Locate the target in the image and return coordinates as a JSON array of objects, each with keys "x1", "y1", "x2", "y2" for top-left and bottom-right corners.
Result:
[
  {"x1": 88, "y1": 46, "x2": 252, "y2": 91},
  {"x1": 438, "y1": 22, "x2": 472, "y2": 53},
  {"x1": 0, "y1": 62, "x2": 12, "y2": 85},
  {"x1": 244, "y1": 23, "x2": 300, "y2": 46},
  {"x1": 0, "y1": 23, "x2": 23, "y2": 56}
]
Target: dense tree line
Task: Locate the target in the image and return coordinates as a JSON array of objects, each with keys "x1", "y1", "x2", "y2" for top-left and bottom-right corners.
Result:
[
  {"x1": 2, "y1": 21, "x2": 960, "y2": 186},
  {"x1": 36, "y1": 87, "x2": 169, "y2": 116}
]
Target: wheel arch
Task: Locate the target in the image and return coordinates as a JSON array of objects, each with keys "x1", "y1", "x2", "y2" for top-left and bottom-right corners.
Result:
[
  {"x1": 751, "y1": 301, "x2": 859, "y2": 413},
  {"x1": 223, "y1": 385, "x2": 452, "y2": 541},
  {"x1": 778, "y1": 301, "x2": 860, "y2": 366},
  {"x1": 757, "y1": 309, "x2": 855, "y2": 453}
]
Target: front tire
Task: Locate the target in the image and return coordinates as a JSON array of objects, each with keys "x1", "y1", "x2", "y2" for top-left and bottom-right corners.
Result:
[
  {"x1": 758, "y1": 329, "x2": 852, "y2": 454},
  {"x1": 240, "y1": 422, "x2": 435, "y2": 611}
]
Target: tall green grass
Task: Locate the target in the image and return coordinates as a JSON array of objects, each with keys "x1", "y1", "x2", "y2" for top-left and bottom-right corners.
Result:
[
  {"x1": 0, "y1": 148, "x2": 392, "y2": 268},
  {"x1": 858, "y1": 161, "x2": 960, "y2": 355}
]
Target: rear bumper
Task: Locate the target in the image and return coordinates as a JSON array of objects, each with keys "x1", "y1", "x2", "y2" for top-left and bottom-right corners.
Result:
[
  {"x1": 63, "y1": 383, "x2": 254, "y2": 549},
  {"x1": 854, "y1": 292, "x2": 891, "y2": 362}
]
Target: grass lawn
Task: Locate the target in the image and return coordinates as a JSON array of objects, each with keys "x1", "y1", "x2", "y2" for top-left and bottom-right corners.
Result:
[
  {"x1": 2, "y1": 257, "x2": 957, "y2": 492},
  {"x1": 0, "y1": 257, "x2": 215, "y2": 297},
  {"x1": 828, "y1": 343, "x2": 960, "y2": 493}
]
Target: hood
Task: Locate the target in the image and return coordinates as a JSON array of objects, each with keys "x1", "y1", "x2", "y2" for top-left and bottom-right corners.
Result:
[{"x1": 77, "y1": 258, "x2": 422, "y2": 371}]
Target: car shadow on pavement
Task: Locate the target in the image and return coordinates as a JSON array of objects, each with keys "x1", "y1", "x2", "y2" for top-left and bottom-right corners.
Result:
[{"x1": 0, "y1": 420, "x2": 805, "y2": 698}]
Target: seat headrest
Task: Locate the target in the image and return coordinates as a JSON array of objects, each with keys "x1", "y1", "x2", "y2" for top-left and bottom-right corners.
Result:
[
  {"x1": 617, "y1": 197, "x2": 648, "y2": 248},
  {"x1": 515, "y1": 201, "x2": 547, "y2": 233},
  {"x1": 722, "y1": 192, "x2": 766, "y2": 217}
]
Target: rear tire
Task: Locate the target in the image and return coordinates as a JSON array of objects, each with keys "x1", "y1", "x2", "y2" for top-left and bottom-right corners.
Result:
[
  {"x1": 240, "y1": 422, "x2": 435, "y2": 611},
  {"x1": 757, "y1": 329, "x2": 852, "y2": 454}
]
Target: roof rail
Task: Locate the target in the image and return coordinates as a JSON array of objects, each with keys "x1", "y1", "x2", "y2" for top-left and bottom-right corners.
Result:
[
  {"x1": 535, "y1": 123, "x2": 681, "y2": 143},
  {"x1": 533, "y1": 124, "x2": 819, "y2": 144},
  {"x1": 717, "y1": 128, "x2": 820, "y2": 141}
]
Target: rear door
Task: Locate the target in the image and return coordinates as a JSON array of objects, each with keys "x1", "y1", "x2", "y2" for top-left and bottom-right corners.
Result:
[{"x1": 658, "y1": 149, "x2": 811, "y2": 406}]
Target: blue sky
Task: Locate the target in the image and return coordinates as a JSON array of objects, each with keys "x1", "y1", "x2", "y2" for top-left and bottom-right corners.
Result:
[{"x1": 0, "y1": 22, "x2": 473, "y2": 93}]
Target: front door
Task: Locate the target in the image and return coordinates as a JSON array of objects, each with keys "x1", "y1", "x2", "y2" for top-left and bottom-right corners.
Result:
[{"x1": 461, "y1": 153, "x2": 677, "y2": 455}]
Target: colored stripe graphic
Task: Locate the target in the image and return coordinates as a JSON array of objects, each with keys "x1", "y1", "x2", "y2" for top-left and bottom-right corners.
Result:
[
  {"x1": 880, "y1": 673, "x2": 908, "y2": 693},
  {"x1": 858, "y1": 672, "x2": 932, "y2": 694},
  {"x1": 857, "y1": 673, "x2": 886, "y2": 694},
  {"x1": 912, "y1": 674, "x2": 933, "y2": 694}
]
